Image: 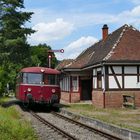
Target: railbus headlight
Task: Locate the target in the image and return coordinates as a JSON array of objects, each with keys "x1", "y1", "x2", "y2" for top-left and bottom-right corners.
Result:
[
  {"x1": 52, "y1": 89, "x2": 56, "y2": 93},
  {"x1": 27, "y1": 88, "x2": 32, "y2": 92}
]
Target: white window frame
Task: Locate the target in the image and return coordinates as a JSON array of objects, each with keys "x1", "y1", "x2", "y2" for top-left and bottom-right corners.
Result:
[{"x1": 72, "y1": 76, "x2": 79, "y2": 92}]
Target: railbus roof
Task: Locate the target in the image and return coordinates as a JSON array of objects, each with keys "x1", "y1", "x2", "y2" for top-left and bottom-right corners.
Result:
[{"x1": 20, "y1": 67, "x2": 60, "y2": 74}]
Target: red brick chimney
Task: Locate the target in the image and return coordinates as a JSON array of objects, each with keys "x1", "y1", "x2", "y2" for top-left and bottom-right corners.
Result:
[{"x1": 102, "y1": 24, "x2": 108, "y2": 41}]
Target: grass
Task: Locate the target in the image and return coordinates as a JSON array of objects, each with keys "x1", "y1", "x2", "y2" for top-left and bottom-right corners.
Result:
[
  {"x1": 0, "y1": 96, "x2": 11, "y2": 104},
  {"x1": 0, "y1": 97, "x2": 37, "y2": 140},
  {"x1": 64, "y1": 103, "x2": 140, "y2": 132}
]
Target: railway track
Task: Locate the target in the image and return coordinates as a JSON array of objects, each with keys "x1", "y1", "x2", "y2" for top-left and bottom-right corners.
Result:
[
  {"x1": 21, "y1": 102, "x2": 123, "y2": 140},
  {"x1": 51, "y1": 111, "x2": 122, "y2": 140},
  {"x1": 30, "y1": 111, "x2": 77, "y2": 140},
  {"x1": 30, "y1": 109, "x2": 122, "y2": 140}
]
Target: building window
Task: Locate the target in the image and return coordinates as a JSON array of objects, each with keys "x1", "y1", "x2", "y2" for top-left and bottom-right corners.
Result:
[
  {"x1": 60, "y1": 76, "x2": 70, "y2": 92},
  {"x1": 97, "y1": 71, "x2": 102, "y2": 89},
  {"x1": 72, "y1": 76, "x2": 79, "y2": 92}
]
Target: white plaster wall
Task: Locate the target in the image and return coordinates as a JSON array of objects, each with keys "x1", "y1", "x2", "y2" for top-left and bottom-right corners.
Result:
[
  {"x1": 102, "y1": 76, "x2": 104, "y2": 89},
  {"x1": 93, "y1": 68, "x2": 96, "y2": 76},
  {"x1": 124, "y1": 66, "x2": 137, "y2": 74},
  {"x1": 93, "y1": 77, "x2": 97, "y2": 88},
  {"x1": 97, "y1": 67, "x2": 101, "y2": 72},
  {"x1": 124, "y1": 76, "x2": 138, "y2": 88},
  {"x1": 109, "y1": 76, "x2": 122, "y2": 88},
  {"x1": 109, "y1": 66, "x2": 122, "y2": 74},
  {"x1": 136, "y1": 80, "x2": 140, "y2": 88}
]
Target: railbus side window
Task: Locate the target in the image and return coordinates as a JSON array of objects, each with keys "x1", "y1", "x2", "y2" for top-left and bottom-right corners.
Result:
[
  {"x1": 44, "y1": 74, "x2": 48, "y2": 85},
  {"x1": 47, "y1": 74, "x2": 59, "y2": 85}
]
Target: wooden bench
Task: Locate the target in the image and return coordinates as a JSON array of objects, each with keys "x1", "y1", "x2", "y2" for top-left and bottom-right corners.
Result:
[{"x1": 122, "y1": 94, "x2": 135, "y2": 109}]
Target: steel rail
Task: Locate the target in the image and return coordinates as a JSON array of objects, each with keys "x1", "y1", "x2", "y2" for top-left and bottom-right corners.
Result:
[
  {"x1": 30, "y1": 111, "x2": 77, "y2": 140},
  {"x1": 51, "y1": 111, "x2": 122, "y2": 140}
]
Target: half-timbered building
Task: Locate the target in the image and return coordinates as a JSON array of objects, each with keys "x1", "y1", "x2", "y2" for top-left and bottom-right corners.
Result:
[{"x1": 57, "y1": 24, "x2": 140, "y2": 108}]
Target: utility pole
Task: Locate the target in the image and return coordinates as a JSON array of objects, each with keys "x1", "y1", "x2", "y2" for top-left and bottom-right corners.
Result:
[{"x1": 48, "y1": 49, "x2": 64, "y2": 68}]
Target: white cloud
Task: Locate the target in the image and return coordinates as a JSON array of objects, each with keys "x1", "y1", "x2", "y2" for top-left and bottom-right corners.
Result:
[
  {"x1": 26, "y1": 4, "x2": 140, "y2": 60},
  {"x1": 118, "y1": 5, "x2": 140, "y2": 17},
  {"x1": 69, "y1": 13, "x2": 117, "y2": 27},
  {"x1": 56, "y1": 36, "x2": 98, "y2": 60},
  {"x1": 117, "y1": 5, "x2": 140, "y2": 26},
  {"x1": 28, "y1": 18, "x2": 74, "y2": 44},
  {"x1": 129, "y1": 0, "x2": 140, "y2": 5},
  {"x1": 27, "y1": 5, "x2": 140, "y2": 32},
  {"x1": 131, "y1": 5, "x2": 140, "y2": 16},
  {"x1": 55, "y1": 5, "x2": 140, "y2": 60},
  {"x1": 71, "y1": 5, "x2": 140, "y2": 27}
]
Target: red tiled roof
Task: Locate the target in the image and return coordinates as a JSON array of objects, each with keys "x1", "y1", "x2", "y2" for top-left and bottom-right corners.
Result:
[
  {"x1": 65, "y1": 24, "x2": 140, "y2": 70},
  {"x1": 56, "y1": 59, "x2": 73, "y2": 70},
  {"x1": 108, "y1": 27, "x2": 140, "y2": 61}
]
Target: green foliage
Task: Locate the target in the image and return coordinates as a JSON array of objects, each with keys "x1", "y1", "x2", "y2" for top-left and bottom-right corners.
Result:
[
  {"x1": 0, "y1": 97, "x2": 11, "y2": 104},
  {"x1": 0, "y1": 63, "x2": 23, "y2": 94},
  {"x1": 0, "y1": 0, "x2": 35, "y2": 64},
  {"x1": 0, "y1": 0, "x2": 59, "y2": 96},
  {"x1": 30, "y1": 43, "x2": 58, "y2": 68},
  {"x1": 0, "y1": 0, "x2": 34, "y2": 95},
  {"x1": 0, "y1": 67, "x2": 8, "y2": 94},
  {"x1": 0, "y1": 106, "x2": 37, "y2": 140}
]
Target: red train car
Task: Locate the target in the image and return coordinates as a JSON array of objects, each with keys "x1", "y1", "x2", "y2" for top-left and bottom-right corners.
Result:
[{"x1": 16, "y1": 67, "x2": 61, "y2": 106}]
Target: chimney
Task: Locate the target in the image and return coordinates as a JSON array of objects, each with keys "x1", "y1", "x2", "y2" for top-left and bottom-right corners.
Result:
[{"x1": 102, "y1": 24, "x2": 108, "y2": 41}]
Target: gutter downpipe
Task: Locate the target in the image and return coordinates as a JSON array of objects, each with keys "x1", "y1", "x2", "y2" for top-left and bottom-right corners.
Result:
[{"x1": 102, "y1": 63, "x2": 106, "y2": 108}]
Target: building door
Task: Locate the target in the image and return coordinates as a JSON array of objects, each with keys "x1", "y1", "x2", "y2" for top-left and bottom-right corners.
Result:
[{"x1": 81, "y1": 79, "x2": 92, "y2": 100}]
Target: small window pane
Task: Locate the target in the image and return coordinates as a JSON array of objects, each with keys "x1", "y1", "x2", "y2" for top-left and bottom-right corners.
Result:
[
  {"x1": 97, "y1": 71, "x2": 102, "y2": 89},
  {"x1": 47, "y1": 74, "x2": 59, "y2": 85},
  {"x1": 72, "y1": 76, "x2": 78, "y2": 92},
  {"x1": 124, "y1": 66, "x2": 137, "y2": 74}
]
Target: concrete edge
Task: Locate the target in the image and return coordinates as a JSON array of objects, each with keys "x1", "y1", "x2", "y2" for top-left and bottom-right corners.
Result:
[{"x1": 60, "y1": 108, "x2": 140, "y2": 140}]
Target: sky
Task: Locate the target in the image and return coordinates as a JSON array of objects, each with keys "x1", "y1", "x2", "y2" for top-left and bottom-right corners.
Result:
[{"x1": 24, "y1": 0, "x2": 140, "y2": 60}]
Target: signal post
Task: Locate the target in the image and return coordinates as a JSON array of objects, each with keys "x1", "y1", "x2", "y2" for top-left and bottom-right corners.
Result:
[{"x1": 48, "y1": 49, "x2": 64, "y2": 68}]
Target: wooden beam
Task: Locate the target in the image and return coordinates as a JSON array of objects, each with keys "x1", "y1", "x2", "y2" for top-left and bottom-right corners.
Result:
[
  {"x1": 122, "y1": 66, "x2": 124, "y2": 89},
  {"x1": 137, "y1": 66, "x2": 139, "y2": 82},
  {"x1": 110, "y1": 66, "x2": 121, "y2": 89}
]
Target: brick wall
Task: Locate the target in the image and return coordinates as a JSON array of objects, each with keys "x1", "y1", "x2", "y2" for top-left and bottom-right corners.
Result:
[
  {"x1": 92, "y1": 90, "x2": 140, "y2": 108},
  {"x1": 92, "y1": 90, "x2": 104, "y2": 108},
  {"x1": 61, "y1": 92, "x2": 80, "y2": 103},
  {"x1": 105, "y1": 92, "x2": 122, "y2": 108},
  {"x1": 61, "y1": 92, "x2": 70, "y2": 102},
  {"x1": 71, "y1": 93, "x2": 80, "y2": 103}
]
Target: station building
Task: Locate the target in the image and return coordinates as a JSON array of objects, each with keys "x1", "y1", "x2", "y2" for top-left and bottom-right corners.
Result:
[{"x1": 57, "y1": 24, "x2": 140, "y2": 108}]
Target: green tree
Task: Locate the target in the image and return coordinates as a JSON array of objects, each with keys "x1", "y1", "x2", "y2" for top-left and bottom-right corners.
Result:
[
  {"x1": 0, "y1": 0, "x2": 35, "y2": 95},
  {"x1": 30, "y1": 44, "x2": 58, "y2": 68},
  {"x1": 0, "y1": 0, "x2": 35, "y2": 65}
]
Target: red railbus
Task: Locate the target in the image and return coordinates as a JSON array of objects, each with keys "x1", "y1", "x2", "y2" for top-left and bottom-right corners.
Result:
[{"x1": 16, "y1": 67, "x2": 61, "y2": 106}]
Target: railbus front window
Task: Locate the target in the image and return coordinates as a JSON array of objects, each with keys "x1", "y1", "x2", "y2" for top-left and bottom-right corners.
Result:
[{"x1": 22, "y1": 73, "x2": 43, "y2": 84}]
